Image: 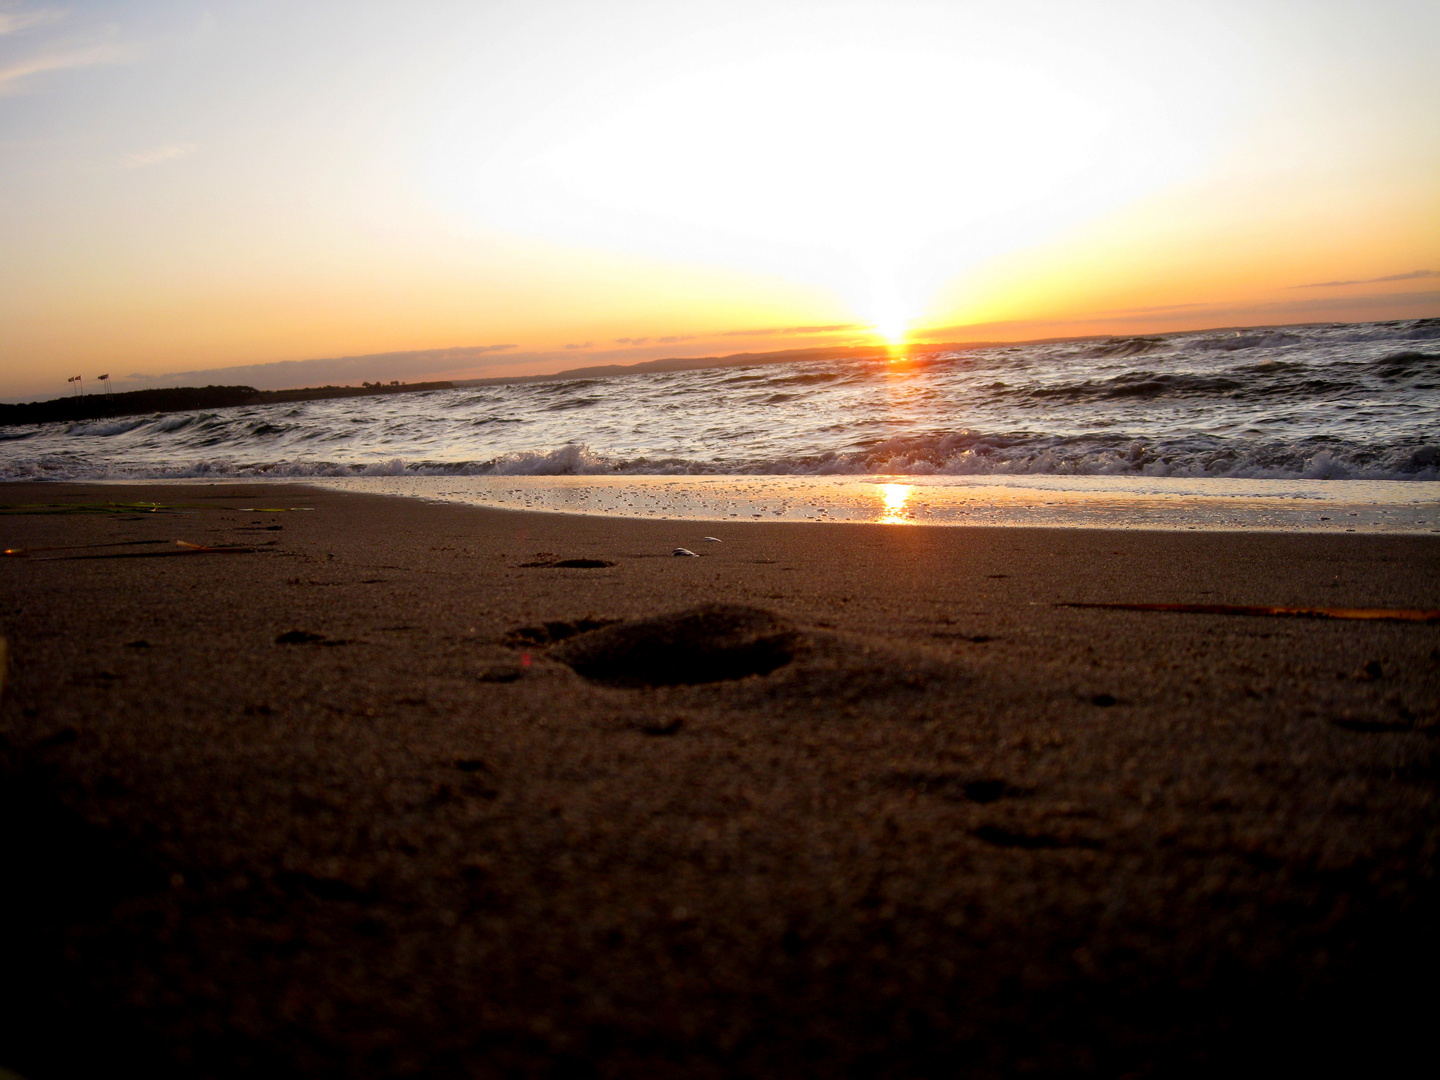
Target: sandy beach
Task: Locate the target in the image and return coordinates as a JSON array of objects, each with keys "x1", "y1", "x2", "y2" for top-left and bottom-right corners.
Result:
[{"x1": 1, "y1": 481, "x2": 1437, "y2": 1078}]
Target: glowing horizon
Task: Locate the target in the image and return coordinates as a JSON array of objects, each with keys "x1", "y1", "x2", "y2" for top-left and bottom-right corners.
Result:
[{"x1": 0, "y1": 0, "x2": 1436, "y2": 400}]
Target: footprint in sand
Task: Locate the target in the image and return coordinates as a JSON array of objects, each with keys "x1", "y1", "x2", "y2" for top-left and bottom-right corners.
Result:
[{"x1": 552, "y1": 604, "x2": 798, "y2": 686}]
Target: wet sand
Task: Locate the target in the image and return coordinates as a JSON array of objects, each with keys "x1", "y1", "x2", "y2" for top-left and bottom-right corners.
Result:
[{"x1": 1, "y1": 482, "x2": 1437, "y2": 1078}]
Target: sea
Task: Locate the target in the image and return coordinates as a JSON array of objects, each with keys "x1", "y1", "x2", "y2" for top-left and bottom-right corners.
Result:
[{"x1": 3, "y1": 318, "x2": 1438, "y2": 531}]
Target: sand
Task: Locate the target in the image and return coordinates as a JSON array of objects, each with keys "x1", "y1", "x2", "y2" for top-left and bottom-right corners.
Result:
[{"x1": 1, "y1": 482, "x2": 1437, "y2": 1078}]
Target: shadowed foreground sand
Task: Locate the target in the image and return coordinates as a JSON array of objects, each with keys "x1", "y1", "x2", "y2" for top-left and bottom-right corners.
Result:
[{"x1": 1, "y1": 483, "x2": 1437, "y2": 1078}]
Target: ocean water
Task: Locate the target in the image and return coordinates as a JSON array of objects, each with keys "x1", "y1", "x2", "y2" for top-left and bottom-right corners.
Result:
[{"x1": 4, "y1": 318, "x2": 1439, "y2": 530}]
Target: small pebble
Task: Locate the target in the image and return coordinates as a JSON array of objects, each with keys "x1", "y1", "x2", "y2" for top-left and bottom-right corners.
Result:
[{"x1": 673, "y1": 548, "x2": 699, "y2": 557}]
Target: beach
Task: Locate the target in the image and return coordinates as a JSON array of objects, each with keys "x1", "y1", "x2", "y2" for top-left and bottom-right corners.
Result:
[{"x1": 1, "y1": 480, "x2": 1437, "y2": 1078}]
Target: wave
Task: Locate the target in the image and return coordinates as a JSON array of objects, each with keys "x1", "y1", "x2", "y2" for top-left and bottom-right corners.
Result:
[
  {"x1": 770, "y1": 371, "x2": 849, "y2": 385},
  {"x1": 1371, "y1": 350, "x2": 1440, "y2": 375},
  {"x1": 1080, "y1": 336, "x2": 1168, "y2": 358},
  {"x1": 1230, "y1": 359, "x2": 1307, "y2": 375},
  {"x1": 1191, "y1": 331, "x2": 1302, "y2": 352},
  {"x1": 6, "y1": 432, "x2": 1437, "y2": 483},
  {"x1": 5, "y1": 318, "x2": 1437, "y2": 486},
  {"x1": 1024, "y1": 372, "x2": 1245, "y2": 401}
]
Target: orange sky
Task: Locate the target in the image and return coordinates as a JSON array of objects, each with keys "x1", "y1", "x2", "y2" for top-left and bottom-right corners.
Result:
[{"x1": 1, "y1": 0, "x2": 1436, "y2": 398}]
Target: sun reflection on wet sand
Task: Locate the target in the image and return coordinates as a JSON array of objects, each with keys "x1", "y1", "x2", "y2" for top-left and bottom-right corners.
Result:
[
  {"x1": 876, "y1": 483, "x2": 914, "y2": 524},
  {"x1": 296, "y1": 475, "x2": 1440, "y2": 533}
]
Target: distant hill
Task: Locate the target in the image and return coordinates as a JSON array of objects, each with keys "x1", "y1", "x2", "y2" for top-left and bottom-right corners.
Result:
[{"x1": 0, "y1": 381, "x2": 456, "y2": 427}]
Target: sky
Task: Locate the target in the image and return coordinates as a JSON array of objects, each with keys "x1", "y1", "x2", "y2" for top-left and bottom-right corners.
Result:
[{"x1": 1, "y1": 0, "x2": 1437, "y2": 399}]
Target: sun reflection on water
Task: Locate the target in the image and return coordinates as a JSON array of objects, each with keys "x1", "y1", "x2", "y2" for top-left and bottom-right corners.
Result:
[{"x1": 876, "y1": 483, "x2": 913, "y2": 524}]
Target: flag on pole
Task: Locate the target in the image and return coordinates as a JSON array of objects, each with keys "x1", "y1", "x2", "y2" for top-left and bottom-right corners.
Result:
[
  {"x1": 68, "y1": 376, "x2": 78, "y2": 382},
  {"x1": 97, "y1": 374, "x2": 109, "y2": 381}
]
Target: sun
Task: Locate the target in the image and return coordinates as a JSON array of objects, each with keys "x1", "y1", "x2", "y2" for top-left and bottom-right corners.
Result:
[
  {"x1": 874, "y1": 315, "x2": 909, "y2": 348},
  {"x1": 864, "y1": 265, "x2": 914, "y2": 351},
  {"x1": 868, "y1": 287, "x2": 912, "y2": 348}
]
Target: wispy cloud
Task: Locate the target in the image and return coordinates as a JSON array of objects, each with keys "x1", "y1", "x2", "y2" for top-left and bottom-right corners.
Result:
[
  {"x1": 611, "y1": 323, "x2": 859, "y2": 348},
  {"x1": 0, "y1": 42, "x2": 120, "y2": 92},
  {"x1": 918, "y1": 289, "x2": 1440, "y2": 340},
  {"x1": 124, "y1": 142, "x2": 198, "y2": 167},
  {"x1": 1295, "y1": 269, "x2": 1437, "y2": 288},
  {"x1": 0, "y1": 5, "x2": 126, "y2": 94},
  {"x1": 717, "y1": 322, "x2": 861, "y2": 338},
  {"x1": 0, "y1": 7, "x2": 62, "y2": 36},
  {"x1": 1100, "y1": 302, "x2": 1208, "y2": 316}
]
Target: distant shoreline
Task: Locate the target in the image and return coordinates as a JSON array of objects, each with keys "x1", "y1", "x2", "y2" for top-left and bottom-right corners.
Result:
[
  {"x1": 0, "y1": 381, "x2": 459, "y2": 428},
  {"x1": 5, "y1": 316, "x2": 1430, "y2": 429}
]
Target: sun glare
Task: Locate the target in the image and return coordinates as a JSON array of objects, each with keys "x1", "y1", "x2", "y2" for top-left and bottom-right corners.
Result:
[
  {"x1": 876, "y1": 318, "x2": 909, "y2": 348},
  {"x1": 424, "y1": 24, "x2": 1228, "y2": 342},
  {"x1": 866, "y1": 268, "x2": 913, "y2": 350}
]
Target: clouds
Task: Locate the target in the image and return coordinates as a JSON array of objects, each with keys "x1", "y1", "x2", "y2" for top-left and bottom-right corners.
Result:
[
  {"x1": 0, "y1": 42, "x2": 120, "y2": 93},
  {"x1": 0, "y1": 7, "x2": 61, "y2": 37},
  {"x1": 612, "y1": 323, "x2": 860, "y2": 349},
  {"x1": 1295, "y1": 269, "x2": 1437, "y2": 288},
  {"x1": 123, "y1": 141, "x2": 198, "y2": 167},
  {"x1": 656, "y1": 323, "x2": 864, "y2": 345},
  {"x1": 920, "y1": 290, "x2": 1440, "y2": 342},
  {"x1": 717, "y1": 322, "x2": 860, "y2": 339},
  {"x1": 610, "y1": 333, "x2": 729, "y2": 347},
  {"x1": 0, "y1": 4, "x2": 125, "y2": 94}
]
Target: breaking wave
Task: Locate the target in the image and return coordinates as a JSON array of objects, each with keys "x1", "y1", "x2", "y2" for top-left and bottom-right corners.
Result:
[
  {"x1": 5, "y1": 433, "x2": 1437, "y2": 483},
  {"x1": 3, "y1": 318, "x2": 1438, "y2": 484}
]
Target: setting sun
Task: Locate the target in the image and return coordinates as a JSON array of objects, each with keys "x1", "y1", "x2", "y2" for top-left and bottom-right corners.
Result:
[{"x1": 874, "y1": 317, "x2": 910, "y2": 348}]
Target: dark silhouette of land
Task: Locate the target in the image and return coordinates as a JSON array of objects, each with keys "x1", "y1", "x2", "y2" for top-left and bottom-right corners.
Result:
[{"x1": 0, "y1": 382, "x2": 457, "y2": 427}]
